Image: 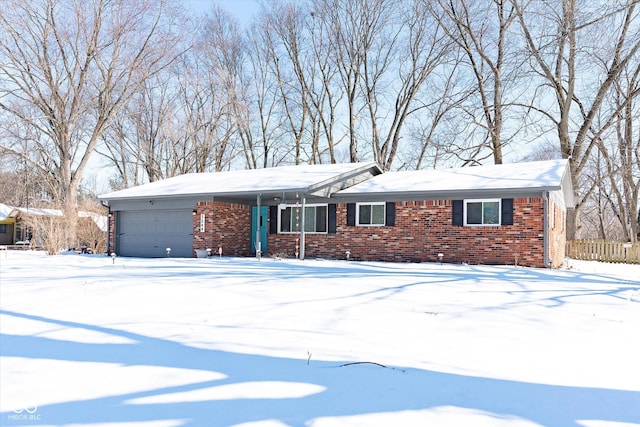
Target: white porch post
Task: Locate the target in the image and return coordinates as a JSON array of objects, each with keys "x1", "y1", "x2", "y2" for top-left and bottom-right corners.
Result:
[
  {"x1": 256, "y1": 193, "x2": 262, "y2": 260},
  {"x1": 299, "y1": 196, "x2": 306, "y2": 260}
]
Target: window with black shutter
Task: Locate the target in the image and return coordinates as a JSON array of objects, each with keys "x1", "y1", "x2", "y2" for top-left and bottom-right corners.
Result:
[
  {"x1": 453, "y1": 199, "x2": 513, "y2": 226},
  {"x1": 328, "y1": 204, "x2": 337, "y2": 234},
  {"x1": 347, "y1": 203, "x2": 356, "y2": 226},
  {"x1": 269, "y1": 206, "x2": 278, "y2": 234},
  {"x1": 501, "y1": 198, "x2": 514, "y2": 225},
  {"x1": 452, "y1": 200, "x2": 463, "y2": 226},
  {"x1": 385, "y1": 202, "x2": 395, "y2": 226}
]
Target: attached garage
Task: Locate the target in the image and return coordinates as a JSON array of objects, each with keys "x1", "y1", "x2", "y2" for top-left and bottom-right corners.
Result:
[{"x1": 116, "y1": 209, "x2": 193, "y2": 258}]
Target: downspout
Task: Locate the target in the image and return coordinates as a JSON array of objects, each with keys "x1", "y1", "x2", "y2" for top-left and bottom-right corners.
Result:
[
  {"x1": 100, "y1": 201, "x2": 111, "y2": 256},
  {"x1": 299, "y1": 196, "x2": 306, "y2": 260},
  {"x1": 542, "y1": 191, "x2": 550, "y2": 268}
]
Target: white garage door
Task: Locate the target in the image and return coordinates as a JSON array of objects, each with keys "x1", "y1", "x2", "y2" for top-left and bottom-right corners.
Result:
[{"x1": 117, "y1": 210, "x2": 193, "y2": 257}]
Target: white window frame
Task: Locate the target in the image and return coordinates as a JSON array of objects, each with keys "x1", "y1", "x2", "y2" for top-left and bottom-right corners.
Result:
[
  {"x1": 464, "y1": 199, "x2": 501, "y2": 226},
  {"x1": 356, "y1": 202, "x2": 386, "y2": 226},
  {"x1": 278, "y1": 203, "x2": 328, "y2": 234}
]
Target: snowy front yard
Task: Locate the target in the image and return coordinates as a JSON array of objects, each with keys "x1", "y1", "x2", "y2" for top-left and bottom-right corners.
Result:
[{"x1": 1, "y1": 251, "x2": 639, "y2": 427}]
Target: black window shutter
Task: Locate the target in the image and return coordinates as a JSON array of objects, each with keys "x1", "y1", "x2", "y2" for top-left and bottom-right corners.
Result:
[
  {"x1": 452, "y1": 200, "x2": 463, "y2": 226},
  {"x1": 385, "y1": 202, "x2": 395, "y2": 226},
  {"x1": 346, "y1": 203, "x2": 356, "y2": 226},
  {"x1": 328, "y1": 204, "x2": 337, "y2": 234},
  {"x1": 501, "y1": 198, "x2": 514, "y2": 225},
  {"x1": 269, "y1": 206, "x2": 278, "y2": 234}
]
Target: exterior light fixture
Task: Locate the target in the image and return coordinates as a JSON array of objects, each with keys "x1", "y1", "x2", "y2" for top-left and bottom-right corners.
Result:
[
  {"x1": 192, "y1": 209, "x2": 197, "y2": 216},
  {"x1": 166, "y1": 247, "x2": 171, "y2": 257},
  {"x1": 279, "y1": 193, "x2": 287, "y2": 210},
  {"x1": 438, "y1": 253, "x2": 444, "y2": 264}
]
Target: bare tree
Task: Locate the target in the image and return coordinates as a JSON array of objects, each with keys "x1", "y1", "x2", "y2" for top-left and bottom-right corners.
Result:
[
  {"x1": 288, "y1": 0, "x2": 454, "y2": 170},
  {"x1": 591, "y1": 58, "x2": 640, "y2": 242},
  {"x1": 0, "y1": 136, "x2": 53, "y2": 206},
  {"x1": 580, "y1": 149, "x2": 633, "y2": 241},
  {"x1": 0, "y1": 0, "x2": 182, "y2": 246},
  {"x1": 512, "y1": 0, "x2": 640, "y2": 239},
  {"x1": 319, "y1": 0, "x2": 385, "y2": 162},
  {"x1": 403, "y1": 57, "x2": 471, "y2": 170},
  {"x1": 306, "y1": 6, "x2": 345, "y2": 163},
  {"x1": 256, "y1": 1, "x2": 346, "y2": 165},
  {"x1": 123, "y1": 73, "x2": 177, "y2": 183},
  {"x1": 99, "y1": 7, "x2": 239, "y2": 186},
  {"x1": 432, "y1": 0, "x2": 519, "y2": 165},
  {"x1": 194, "y1": 5, "x2": 277, "y2": 170},
  {"x1": 257, "y1": 2, "x2": 311, "y2": 165},
  {"x1": 169, "y1": 52, "x2": 239, "y2": 174},
  {"x1": 98, "y1": 115, "x2": 145, "y2": 190},
  {"x1": 366, "y1": 0, "x2": 453, "y2": 170},
  {"x1": 193, "y1": 6, "x2": 247, "y2": 170}
]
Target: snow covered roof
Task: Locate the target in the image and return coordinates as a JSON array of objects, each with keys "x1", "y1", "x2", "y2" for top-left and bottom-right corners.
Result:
[
  {"x1": 0, "y1": 203, "x2": 66, "y2": 219},
  {"x1": 99, "y1": 159, "x2": 573, "y2": 207},
  {"x1": 80, "y1": 211, "x2": 108, "y2": 232},
  {"x1": 99, "y1": 162, "x2": 383, "y2": 203},
  {"x1": 0, "y1": 203, "x2": 13, "y2": 221},
  {"x1": 336, "y1": 159, "x2": 573, "y2": 204}
]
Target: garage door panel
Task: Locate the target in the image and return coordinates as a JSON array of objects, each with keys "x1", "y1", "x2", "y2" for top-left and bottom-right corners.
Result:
[{"x1": 117, "y1": 210, "x2": 193, "y2": 257}]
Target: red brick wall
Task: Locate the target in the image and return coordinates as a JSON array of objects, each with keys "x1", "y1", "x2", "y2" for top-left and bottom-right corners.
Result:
[
  {"x1": 107, "y1": 212, "x2": 115, "y2": 255},
  {"x1": 268, "y1": 198, "x2": 550, "y2": 268},
  {"x1": 111, "y1": 197, "x2": 562, "y2": 267},
  {"x1": 193, "y1": 201, "x2": 251, "y2": 257}
]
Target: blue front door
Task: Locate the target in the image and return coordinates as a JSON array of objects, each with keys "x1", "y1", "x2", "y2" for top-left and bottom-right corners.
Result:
[{"x1": 250, "y1": 206, "x2": 268, "y2": 254}]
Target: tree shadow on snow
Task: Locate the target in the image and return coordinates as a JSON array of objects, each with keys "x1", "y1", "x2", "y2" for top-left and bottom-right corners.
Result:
[{"x1": 1, "y1": 309, "x2": 638, "y2": 427}]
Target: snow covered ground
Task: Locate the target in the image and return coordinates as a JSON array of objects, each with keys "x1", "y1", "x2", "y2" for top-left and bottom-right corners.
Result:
[{"x1": 1, "y1": 250, "x2": 639, "y2": 427}]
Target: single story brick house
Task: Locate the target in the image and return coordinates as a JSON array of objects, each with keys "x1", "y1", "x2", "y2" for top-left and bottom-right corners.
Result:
[{"x1": 99, "y1": 159, "x2": 573, "y2": 268}]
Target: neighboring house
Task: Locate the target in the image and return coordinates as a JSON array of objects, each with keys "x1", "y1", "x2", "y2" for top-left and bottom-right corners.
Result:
[
  {"x1": 0, "y1": 203, "x2": 20, "y2": 245},
  {"x1": 0, "y1": 203, "x2": 108, "y2": 249},
  {"x1": 99, "y1": 159, "x2": 573, "y2": 268}
]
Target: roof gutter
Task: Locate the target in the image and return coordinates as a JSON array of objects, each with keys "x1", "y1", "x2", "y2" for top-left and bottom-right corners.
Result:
[
  {"x1": 333, "y1": 187, "x2": 561, "y2": 203},
  {"x1": 100, "y1": 188, "x2": 312, "y2": 204}
]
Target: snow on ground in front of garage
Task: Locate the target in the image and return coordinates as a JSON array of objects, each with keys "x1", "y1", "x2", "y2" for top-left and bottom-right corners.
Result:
[{"x1": 1, "y1": 251, "x2": 639, "y2": 427}]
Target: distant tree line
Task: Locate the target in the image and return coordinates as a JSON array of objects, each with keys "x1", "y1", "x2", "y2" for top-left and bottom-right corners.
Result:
[{"x1": 0, "y1": 0, "x2": 638, "y2": 248}]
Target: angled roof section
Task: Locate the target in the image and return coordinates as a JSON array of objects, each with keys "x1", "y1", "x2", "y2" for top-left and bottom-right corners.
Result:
[
  {"x1": 99, "y1": 162, "x2": 383, "y2": 204},
  {"x1": 336, "y1": 159, "x2": 573, "y2": 206}
]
